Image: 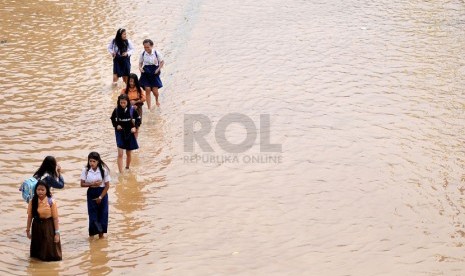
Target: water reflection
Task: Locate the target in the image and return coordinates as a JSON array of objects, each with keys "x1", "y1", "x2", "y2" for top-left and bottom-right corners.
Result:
[
  {"x1": 86, "y1": 239, "x2": 111, "y2": 275},
  {"x1": 114, "y1": 173, "x2": 145, "y2": 214},
  {"x1": 26, "y1": 258, "x2": 61, "y2": 276}
]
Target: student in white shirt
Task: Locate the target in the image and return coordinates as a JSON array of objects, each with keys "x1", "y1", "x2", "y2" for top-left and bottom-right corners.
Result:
[
  {"x1": 139, "y1": 39, "x2": 165, "y2": 109},
  {"x1": 108, "y1": 28, "x2": 134, "y2": 85},
  {"x1": 80, "y1": 152, "x2": 111, "y2": 239}
]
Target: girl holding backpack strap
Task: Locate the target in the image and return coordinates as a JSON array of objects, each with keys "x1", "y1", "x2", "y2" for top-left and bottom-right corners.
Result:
[
  {"x1": 139, "y1": 38, "x2": 164, "y2": 109},
  {"x1": 110, "y1": 94, "x2": 141, "y2": 172}
]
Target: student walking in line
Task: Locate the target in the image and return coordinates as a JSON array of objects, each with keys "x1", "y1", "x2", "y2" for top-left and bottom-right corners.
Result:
[
  {"x1": 139, "y1": 39, "x2": 164, "y2": 109},
  {"x1": 108, "y1": 28, "x2": 134, "y2": 85},
  {"x1": 80, "y1": 152, "x2": 111, "y2": 239},
  {"x1": 121, "y1": 73, "x2": 145, "y2": 138},
  {"x1": 111, "y1": 94, "x2": 141, "y2": 172},
  {"x1": 34, "y1": 156, "x2": 65, "y2": 189},
  {"x1": 26, "y1": 180, "x2": 62, "y2": 261}
]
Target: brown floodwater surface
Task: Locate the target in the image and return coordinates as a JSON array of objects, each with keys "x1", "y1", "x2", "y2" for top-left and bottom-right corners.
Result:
[{"x1": 1, "y1": 0, "x2": 465, "y2": 274}]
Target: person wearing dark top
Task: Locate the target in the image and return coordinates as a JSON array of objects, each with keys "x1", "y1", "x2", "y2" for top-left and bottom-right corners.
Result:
[
  {"x1": 110, "y1": 94, "x2": 141, "y2": 172},
  {"x1": 33, "y1": 156, "x2": 65, "y2": 189}
]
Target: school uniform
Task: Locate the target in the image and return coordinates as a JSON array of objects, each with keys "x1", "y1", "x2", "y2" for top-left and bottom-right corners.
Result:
[
  {"x1": 80, "y1": 167, "x2": 111, "y2": 236},
  {"x1": 107, "y1": 39, "x2": 134, "y2": 77},
  {"x1": 110, "y1": 106, "x2": 141, "y2": 150},
  {"x1": 28, "y1": 198, "x2": 62, "y2": 261},
  {"x1": 139, "y1": 49, "x2": 163, "y2": 88},
  {"x1": 121, "y1": 87, "x2": 146, "y2": 103},
  {"x1": 121, "y1": 87, "x2": 146, "y2": 119}
]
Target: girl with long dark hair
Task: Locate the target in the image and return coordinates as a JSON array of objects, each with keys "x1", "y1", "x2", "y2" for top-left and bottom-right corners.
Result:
[
  {"x1": 80, "y1": 152, "x2": 111, "y2": 238},
  {"x1": 121, "y1": 73, "x2": 146, "y2": 131},
  {"x1": 26, "y1": 180, "x2": 62, "y2": 261},
  {"x1": 108, "y1": 28, "x2": 134, "y2": 85},
  {"x1": 34, "y1": 156, "x2": 65, "y2": 189},
  {"x1": 110, "y1": 94, "x2": 141, "y2": 172}
]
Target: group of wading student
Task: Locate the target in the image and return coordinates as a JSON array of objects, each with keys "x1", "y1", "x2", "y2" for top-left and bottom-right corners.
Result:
[
  {"x1": 24, "y1": 28, "x2": 164, "y2": 262},
  {"x1": 25, "y1": 153, "x2": 110, "y2": 262},
  {"x1": 109, "y1": 28, "x2": 164, "y2": 173}
]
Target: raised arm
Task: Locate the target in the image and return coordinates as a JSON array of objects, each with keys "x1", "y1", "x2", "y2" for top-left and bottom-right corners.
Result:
[{"x1": 45, "y1": 175, "x2": 64, "y2": 189}]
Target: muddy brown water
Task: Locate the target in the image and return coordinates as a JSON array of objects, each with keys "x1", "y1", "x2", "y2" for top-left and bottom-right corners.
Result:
[{"x1": 1, "y1": 0, "x2": 465, "y2": 274}]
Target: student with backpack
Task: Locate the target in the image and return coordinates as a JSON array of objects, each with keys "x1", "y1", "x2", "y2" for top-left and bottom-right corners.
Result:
[
  {"x1": 108, "y1": 28, "x2": 134, "y2": 86},
  {"x1": 26, "y1": 180, "x2": 62, "y2": 261},
  {"x1": 139, "y1": 38, "x2": 164, "y2": 109},
  {"x1": 110, "y1": 94, "x2": 141, "y2": 172},
  {"x1": 34, "y1": 156, "x2": 64, "y2": 189},
  {"x1": 20, "y1": 156, "x2": 65, "y2": 203},
  {"x1": 80, "y1": 152, "x2": 111, "y2": 239},
  {"x1": 121, "y1": 73, "x2": 145, "y2": 139}
]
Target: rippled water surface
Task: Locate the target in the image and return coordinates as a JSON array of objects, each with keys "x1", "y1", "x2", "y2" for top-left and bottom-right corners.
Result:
[{"x1": 1, "y1": 0, "x2": 465, "y2": 275}]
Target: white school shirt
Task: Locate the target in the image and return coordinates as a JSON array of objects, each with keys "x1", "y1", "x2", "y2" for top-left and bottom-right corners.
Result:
[
  {"x1": 81, "y1": 167, "x2": 111, "y2": 188},
  {"x1": 107, "y1": 39, "x2": 134, "y2": 56},
  {"x1": 139, "y1": 49, "x2": 164, "y2": 66}
]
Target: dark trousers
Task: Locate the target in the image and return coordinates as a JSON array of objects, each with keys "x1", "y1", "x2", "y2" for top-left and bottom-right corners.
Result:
[{"x1": 87, "y1": 187, "x2": 108, "y2": 236}]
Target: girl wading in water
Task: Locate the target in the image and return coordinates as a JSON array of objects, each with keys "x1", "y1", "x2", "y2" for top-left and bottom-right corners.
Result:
[
  {"x1": 111, "y1": 94, "x2": 141, "y2": 172},
  {"x1": 26, "y1": 180, "x2": 62, "y2": 261},
  {"x1": 80, "y1": 152, "x2": 111, "y2": 238},
  {"x1": 139, "y1": 39, "x2": 164, "y2": 108},
  {"x1": 121, "y1": 73, "x2": 145, "y2": 139},
  {"x1": 108, "y1": 28, "x2": 134, "y2": 85}
]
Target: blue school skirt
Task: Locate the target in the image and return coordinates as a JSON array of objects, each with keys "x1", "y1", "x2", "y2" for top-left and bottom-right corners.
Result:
[
  {"x1": 139, "y1": 64, "x2": 163, "y2": 88},
  {"x1": 113, "y1": 55, "x2": 131, "y2": 77},
  {"x1": 87, "y1": 187, "x2": 108, "y2": 236},
  {"x1": 115, "y1": 129, "x2": 139, "y2": 150}
]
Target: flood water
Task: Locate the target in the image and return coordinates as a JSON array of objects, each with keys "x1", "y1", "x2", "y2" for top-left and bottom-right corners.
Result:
[{"x1": 1, "y1": 0, "x2": 465, "y2": 275}]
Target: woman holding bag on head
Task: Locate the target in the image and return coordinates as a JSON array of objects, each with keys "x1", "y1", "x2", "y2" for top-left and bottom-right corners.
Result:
[
  {"x1": 139, "y1": 39, "x2": 164, "y2": 109},
  {"x1": 80, "y1": 152, "x2": 111, "y2": 239}
]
